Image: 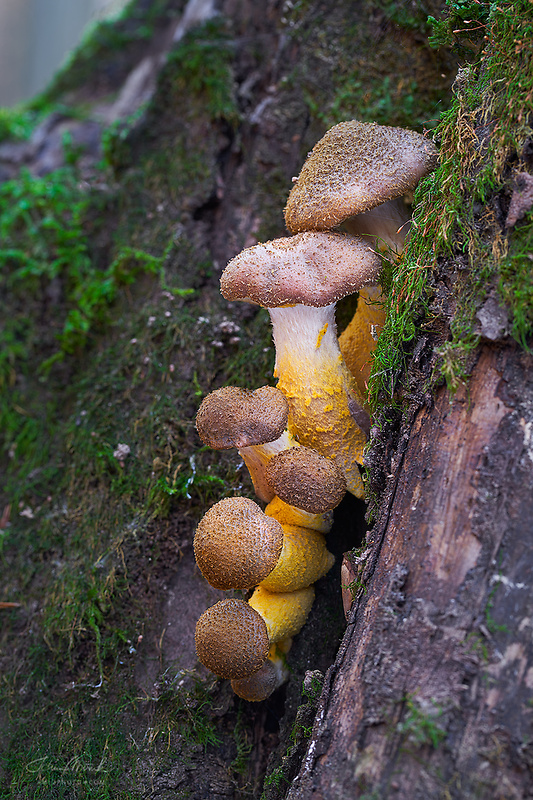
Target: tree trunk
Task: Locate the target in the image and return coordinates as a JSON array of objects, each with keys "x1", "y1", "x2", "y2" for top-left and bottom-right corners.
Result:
[{"x1": 289, "y1": 343, "x2": 533, "y2": 798}]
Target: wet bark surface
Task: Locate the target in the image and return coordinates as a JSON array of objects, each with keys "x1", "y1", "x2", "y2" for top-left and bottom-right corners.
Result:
[{"x1": 288, "y1": 343, "x2": 533, "y2": 799}]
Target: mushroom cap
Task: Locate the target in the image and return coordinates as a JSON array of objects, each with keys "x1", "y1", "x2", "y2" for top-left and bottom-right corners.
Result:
[
  {"x1": 195, "y1": 599, "x2": 270, "y2": 679},
  {"x1": 265, "y1": 446, "x2": 346, "y2": 513},
  {"x1": 220, "y1": 231, "x2": 381, "y2": 308},
  {"x1": 230, "y1": 653, "x2": 288, "y2": 702},
  {"x1": 196, "y1": 385, "x2": 289, "y2": 449},
  {"x1": 284, "y1": 120, "x2": 439, "y2": 233},
  {"x1": 194, "y1": 497, "x2": 284, "y2": 590}
]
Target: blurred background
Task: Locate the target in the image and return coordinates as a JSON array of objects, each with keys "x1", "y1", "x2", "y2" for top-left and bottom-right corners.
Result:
[{"x1": 0, "y1": 0, "x2": 130, "y2": 106}]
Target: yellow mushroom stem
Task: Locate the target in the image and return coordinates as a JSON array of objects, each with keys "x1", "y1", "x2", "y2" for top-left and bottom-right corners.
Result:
[
  {"x1": 269, "y1": 302, "x2": 368, "y2": 498},
  {"x1": 260, "y1": 524, "x2": 334, "y2": 593},
  {"x1": 338, "y1": 285, "x2": 387, "y2": 403},
  {"x1": 264, "y1": 495, "x2": 333, "y2": 533},
  {"x1": 238, "y1": 429, "x2": 299, "y2": 503},
  {"x1": 248, "y1": 584, "x2": 315, "y2": 643}
]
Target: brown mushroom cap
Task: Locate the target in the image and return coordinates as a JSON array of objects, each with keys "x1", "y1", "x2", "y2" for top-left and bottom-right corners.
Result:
[
  {"x1": 196, "y1": 386, "x2": 289, "y2": 450},
  {"x1": 195, "y1": 599, "x2": 270, "y2": 679},
  {"x1": 284, "y1": 120, "x2": 438, "y2": 234},
  {"x1": 231, "y1": 658, "x2": 283, "y2": 702},
  {"x1": 220, "y1": 231, "x2": 381, "y2": 309},
  {"x1": 265, "y1": 446, "x2": 346, "y2": 513},
  {"x1": 194, "y1": 497, "x2": 284, "y2": 590}
]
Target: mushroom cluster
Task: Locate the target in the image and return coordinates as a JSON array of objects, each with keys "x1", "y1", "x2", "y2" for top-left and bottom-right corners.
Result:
[{"x1": 192, "y1": 120, "x2": 438, "y2": 701}]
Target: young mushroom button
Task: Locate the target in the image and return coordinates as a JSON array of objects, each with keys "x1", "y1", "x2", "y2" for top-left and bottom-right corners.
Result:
[
  {"x1": 220, "y1": 231, "x2": 381, "y2": 498},
  {"x1": 230, "y1": 650, "x2": 289, "y2": 702},
  {"x1": 265, "y1": 446, "x2": 346, "y2": 514},
  {"x1": 196, "y1": 587, "x2": 315, "y2": 680},
  {"x1": 195, "y1": 599, "x2": 270, "y2": 680}
]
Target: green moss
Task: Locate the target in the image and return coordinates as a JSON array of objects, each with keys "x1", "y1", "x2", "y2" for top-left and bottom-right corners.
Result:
[
  {"x1": 31, "y1": 0, "x2": 177, "y2": 109},
  {"x1": 165, "y1": 20, "x2": 239, "y2": 123},
  {"x1": 396, "y1": 694, "x2": 447, "y2": 750},
  {"x1": 291, "y1": 0, "x2": 455, "y2": 133},
  {"x1": 0, "y1": 165, "x2": 175, "y2": 382},
  {"x1": 2, "y1": 697, "x2": 137, "y2": 798},
  {"x1": 0, "y1": 106, "x2": 44, "y2": 143},
  {"x1": 499, "y1": 217, "x2": 533, "y2": 346},
  {"x1": 151, "y1": 671, "x2": 222, "y2": 750},
  {"x1": 369, "y1": 0, "x2": 533, "y2": 407},
  {"x1": 428, "y1": 0, "x2": 490, "y2": 58}
]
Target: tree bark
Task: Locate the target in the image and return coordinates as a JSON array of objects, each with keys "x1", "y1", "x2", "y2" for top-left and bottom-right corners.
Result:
[{"x1": 289, "y1": 343, "x2": 533, "y2": 798}]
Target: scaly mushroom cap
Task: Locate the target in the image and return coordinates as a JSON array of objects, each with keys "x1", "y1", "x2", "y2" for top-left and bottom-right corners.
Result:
[
  {"x1": 220, "y1": 231, "x2": 381, "y2": 308},
  {"x1": 248, "y1": 585, "x2": 315, "y2": 642},
  {"x1": 196, "y1": 385, "x2": 289, "y2": 449},
  {"x1": 284, "y1": 120, "x2": 438, "y2": 233},
  {"x1": 194, "y1": 497, "x2": 284, "y2": 590},
  {"x1": 195, "y1": 599, "x2": 270, "y2": 679},
  {"x1": 265, "y1": 446, "x2": 346, "y2": 513}
]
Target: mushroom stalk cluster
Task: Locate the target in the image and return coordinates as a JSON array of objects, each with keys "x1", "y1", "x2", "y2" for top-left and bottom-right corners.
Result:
[{"x1": 190, "y1": 120, "x2": 438, "y2": 701}]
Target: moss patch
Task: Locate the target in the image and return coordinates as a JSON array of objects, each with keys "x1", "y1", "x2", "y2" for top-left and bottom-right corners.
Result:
[{"x1": 369, "y1": 0, "x2": 533, "y2": 408}]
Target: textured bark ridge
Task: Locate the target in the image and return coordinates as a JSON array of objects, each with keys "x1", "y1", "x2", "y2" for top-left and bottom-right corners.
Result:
[{"x1": 289, "y1": 343, "x2": 533, "y2": 799}]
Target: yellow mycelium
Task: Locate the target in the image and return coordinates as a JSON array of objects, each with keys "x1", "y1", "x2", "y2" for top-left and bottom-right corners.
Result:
[
  {"x1": 270, "y1": 302, "x2": 367, "y2": 498},
  {"x1": 339, "y1": 285, "x2": 387, "y2": 403},
  {"x1": 248, "y1": 584, "x2": 315, "y2": 642},
  {"x1": 260, "y1": 524, "x2": 334, "y2": 593},
  {"x1": 265, "y1": 495, "x2": 333, "y2": 533}
]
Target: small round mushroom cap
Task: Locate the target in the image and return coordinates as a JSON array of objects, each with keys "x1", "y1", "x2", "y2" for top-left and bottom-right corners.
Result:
[
  {"x1": 231, "y1": 656, "x2": 288, "y2": 702},
  {"x1": 284, "y1": 120, "x2": 439, "y2": 233},
  {"x1": 195, "y1": 599, "x2": 270, "y2": 679},
  {"x1": 220, "y1": 231, "x2": 381, "y2": 308},
  {"x1": 265, "y1": 446, "x2": 346, "y2": 513},
  {"x1": 196, "y1": 386, "x2": 289, "y2": 450},
  {"x1": 194, "y1": 497, "x2": 284, "y2": 590}
]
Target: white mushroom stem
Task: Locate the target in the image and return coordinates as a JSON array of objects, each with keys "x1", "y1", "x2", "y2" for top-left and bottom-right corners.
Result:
[
  {"x1": 238, "y1": 429, "x2": 299, "y2": 502},
  {"x1": 269, "y1": 303, "x2": 369, "y2": 498},
  {"x1": 341, "y1": 196, "x2": 411, "y2": 254}
]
